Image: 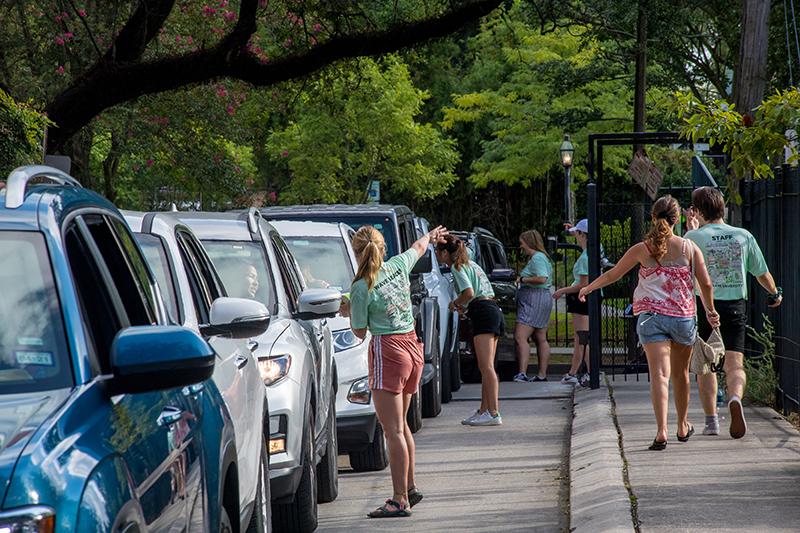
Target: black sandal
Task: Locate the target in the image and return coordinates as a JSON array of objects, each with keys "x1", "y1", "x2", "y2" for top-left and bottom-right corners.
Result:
[
  {"x1": 408, "y1": 487, "x2": 424, "y2": 507},
  {"x1": 648, "y1": 439, "x2": 667, "y2": 451},
  {"x1": 677, "y1": 424, "x2": 695, "y2": 442},
  {"x1": 367, "y1": 499, "x2": 411, "y2": 518}
]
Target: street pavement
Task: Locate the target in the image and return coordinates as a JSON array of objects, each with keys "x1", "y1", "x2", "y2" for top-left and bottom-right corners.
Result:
[
  {"x1": 318, "y1": 382, "x2": 573, "y2": 532},
  {"x1": 611, "y1": 375, "x2": 800, "y2": 532}
]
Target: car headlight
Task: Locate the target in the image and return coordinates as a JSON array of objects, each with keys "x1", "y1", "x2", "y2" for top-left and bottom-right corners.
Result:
[
  {"x1": 0, "y1": 506, "x2": 55, "y2": 533},
  {"x1": 258, "y1": 355, "x2": 291, "y2": 386},
  {"x1": 347, "y1": 376, "x2": 371, "y2": 404},
  {"x1": 333, "y1": 329, "x2": 363, "y2": 353}
]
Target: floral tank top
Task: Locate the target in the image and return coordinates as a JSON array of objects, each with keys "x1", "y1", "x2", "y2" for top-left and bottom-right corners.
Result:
[{"x1": 632, "y1": 239, "x2": 695, "y2": 318}]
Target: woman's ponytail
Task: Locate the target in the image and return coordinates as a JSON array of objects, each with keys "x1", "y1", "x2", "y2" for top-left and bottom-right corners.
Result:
[
  {"x1": 352, "y1": 226, "x2": 385, "y2": 290},
  {"x1": 645, "y1": 195, "x2": 680, "y2": 261}
]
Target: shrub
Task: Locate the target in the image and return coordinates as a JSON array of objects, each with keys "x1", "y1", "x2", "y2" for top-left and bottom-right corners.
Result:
[
  {"x1": 0, "y1": 90, "x2": 50, "y2": 172},
  {"x1": 745, "y1": 316, "x2": 778, "y2": 407}
]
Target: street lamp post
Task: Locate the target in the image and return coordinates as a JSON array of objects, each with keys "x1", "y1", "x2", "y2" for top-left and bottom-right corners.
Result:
[{"x1": 560, "y1": 134, "x2": 575, "y2": 224}]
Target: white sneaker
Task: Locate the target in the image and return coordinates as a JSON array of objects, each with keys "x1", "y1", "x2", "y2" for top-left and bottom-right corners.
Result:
[
  {"x1": 467, "y1": 411, "x2": 502, "y2": 426},
  {"x1": 513, "y1": 373, "x2": 530, "y2": 382},
  {"x1": 461, "y1": 410, "x2": 483, "y2": 425},
  {"x1": 561, "y1": 374, "x2": 579, "y2": 385}
]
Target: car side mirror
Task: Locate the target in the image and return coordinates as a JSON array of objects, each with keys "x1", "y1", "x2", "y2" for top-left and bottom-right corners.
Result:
[
  {"x1": 296, "y1": 288, "x2": 342, "y2": 320},
  {"x1": 412, "y1": 249, "x2": 433, "y2": 274},
  {"x1": 490, "y1": 268, "x2": 516, "y2": 282},
  {"x1": 201, "y1": 297, "x2": 271, "y2": 339},
  {"x1": 107, "y1": 326, "x2": 215, "y2": 395}
]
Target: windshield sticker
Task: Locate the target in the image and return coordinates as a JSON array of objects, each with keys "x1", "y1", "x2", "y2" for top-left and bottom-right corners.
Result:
[
  {"x1": 15, "y1": 351, "x2": 55, "y2": 366},
  {"x1": 17, "y1": 337, "x2": 44, "y2": 346}
]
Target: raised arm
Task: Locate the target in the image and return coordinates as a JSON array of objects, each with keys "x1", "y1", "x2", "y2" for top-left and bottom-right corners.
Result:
[{"x1": 578, "y1": 243, "x2": 647, "y2": 301}]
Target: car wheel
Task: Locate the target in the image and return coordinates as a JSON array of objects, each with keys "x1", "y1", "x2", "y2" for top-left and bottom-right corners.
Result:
[
  {"x1": 246, "y1": 440, "x2": 270, "y2": 533},
  {"x1": 316, "y1": 394, "x2": 339, "y2": 503},
  {"x1": 421, "y1": 333, "x2": 442, "y2": 418},
  {"x1": 220, "y1": 507, "x2": 234, "y2": 533},
  {"x1": 450, "y1": 342, "x2": 462, "y2": 392},
  {"x1": 406, "y1": 387, "x2": 423, "y2": 433},
  {"x1": 349, "y1": 422, "x2": 389, "y2": 472},
  {"x1": 271, "y1": 409, "x2": 318, "y2": 532},
  {"x1": 441, "y1": 346, "x2": 453, "y2": 403}
]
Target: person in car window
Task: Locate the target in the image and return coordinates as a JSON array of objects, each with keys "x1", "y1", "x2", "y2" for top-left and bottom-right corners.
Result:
[
  {"x1": 345, "y1": 224, "x2": 447, "y2": 518},
  {"x1": 229, "y1": 260, "x2": 259, "y2": 299},
  {"x1": 514, "y1": 229, "x2": 553, "y2": 383},
  {"x1": 435, "y1": 235, "x2": 505, "y2": 427}
]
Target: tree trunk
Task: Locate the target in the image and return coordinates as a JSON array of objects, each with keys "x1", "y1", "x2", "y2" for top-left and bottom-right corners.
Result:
[{"x1": 731, "y1": 0, "x2": 770, "y2": 225}]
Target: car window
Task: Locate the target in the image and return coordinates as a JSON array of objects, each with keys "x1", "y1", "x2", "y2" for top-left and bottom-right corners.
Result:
[
  {"x1": 202, "y1": 240, "x2": 276, "y2": 313},
  {"x1": 109, "y1": 218, "x2": 160, "y2": 320},
  {"x1": 283, "y1": 236, "x2": 354, "y2": 292},
  {"x1": 179, "y1": 231, "x2": 224, "y2": 300},
  {"x1": 480, "y1": 242, "x2": 494, "y2": 272},
  {"x1": 135, "y1": 233, "x2": 181, "y2": 324},
  {"x1": 399, "y1": 216, "x2": 416, "y2": 250},
  {"x1": 0, "y1": 231, "x2": 72, "y2": 393},
  {"x1": 176, "y1": 233, "x2": 214, "y2": 325},
  {"x1": 271, "y1": 214, "x2": 398, "y2": 257},
  {"x1": 270, "y1": 234, "x2": 304, "y2": 311},
  {"x1": 490, "y1": 243, "x2": 507, "y2": 269}
]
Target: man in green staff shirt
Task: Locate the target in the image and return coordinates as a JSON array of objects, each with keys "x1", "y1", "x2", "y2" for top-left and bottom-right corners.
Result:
[{"x1": 685, "y1": 187, "x2": 783, "y2": 439}]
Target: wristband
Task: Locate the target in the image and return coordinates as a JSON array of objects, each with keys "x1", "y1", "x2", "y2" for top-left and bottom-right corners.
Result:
[{"x1": 767, "y1": 287, "x2": 783, "y2": 305}]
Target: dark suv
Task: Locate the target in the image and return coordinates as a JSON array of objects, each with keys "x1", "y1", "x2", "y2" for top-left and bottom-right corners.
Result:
[{"x1": 261, "y1": 204, "x2": 444, "y2": 427}]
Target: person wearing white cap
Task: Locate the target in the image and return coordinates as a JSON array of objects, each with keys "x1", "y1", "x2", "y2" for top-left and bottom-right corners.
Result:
[{"x1": 553, "y1": 219, "x2": 591, "y2": 385}]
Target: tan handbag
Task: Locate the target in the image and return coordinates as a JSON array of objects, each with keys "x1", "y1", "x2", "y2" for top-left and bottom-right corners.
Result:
[{"x1": 687, "y1": 239, "x2": 726, "y2": 375}]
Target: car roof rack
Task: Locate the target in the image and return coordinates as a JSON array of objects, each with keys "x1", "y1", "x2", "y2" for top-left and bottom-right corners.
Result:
[{"x1": 5, "y1": 165, "x2": 82, "y2": 209}]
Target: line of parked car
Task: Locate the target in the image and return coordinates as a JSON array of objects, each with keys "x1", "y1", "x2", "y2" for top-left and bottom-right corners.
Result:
[{"x1": 0, "y1": 165, "x2": 518, "y2": 532}]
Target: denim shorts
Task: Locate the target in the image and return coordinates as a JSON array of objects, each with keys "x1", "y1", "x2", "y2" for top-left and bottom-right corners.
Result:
[{"x1": 636, "y1": 312, "x2": 696, "y2": 346}]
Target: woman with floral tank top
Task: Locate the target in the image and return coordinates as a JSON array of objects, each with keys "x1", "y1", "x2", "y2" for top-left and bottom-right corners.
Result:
[{"x1": 578, "y1": 196, "x2": 720, "y2": 451}]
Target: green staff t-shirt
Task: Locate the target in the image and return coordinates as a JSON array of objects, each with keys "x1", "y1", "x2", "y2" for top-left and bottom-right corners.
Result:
[
  {"x1": 350, "y1": 248, "x2": 418, "y2": 335},
  {"x1": 452, "y1": 260, "x2": 495, "y2": 303},
  {"x1": 572, "y1": 250, "x2": 589, "y2": 286},
  {"x1": 520, "y1": 252, "x2": 552, "y2": 289},
  {"x1": 685, "y1": 222, "x2": 768, "y2": 300}
]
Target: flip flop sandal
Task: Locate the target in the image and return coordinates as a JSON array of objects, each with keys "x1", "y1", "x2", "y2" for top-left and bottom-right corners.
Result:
[
  {"x1": 648, "y1": 439, "x2": 667, "y2": 451},
  {"x1": 408, "y1": 487, "x2": 424, "y2": 507},
  {"x1": 367, "y1": 500, "x2": 411, "y2": 518},
  {"x1": 677, "y1": 424, "x2": 695, "y2": 442}
]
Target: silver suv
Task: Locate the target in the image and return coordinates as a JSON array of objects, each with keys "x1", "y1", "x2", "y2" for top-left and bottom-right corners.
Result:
[
  {"x1": 273, "y1": 220, "x2": 389, "y2": 472},
  {"x1": 178, "y1": 210, "x2": 340, "y2": 533},
  {"x1": 124, "y1": 211, "x2": 272, "y2": 532}
]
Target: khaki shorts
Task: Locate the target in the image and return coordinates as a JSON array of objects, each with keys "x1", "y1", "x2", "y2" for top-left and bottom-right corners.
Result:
[{"x1": 368, "y1": 331, "x2": 424, "y2": 395}]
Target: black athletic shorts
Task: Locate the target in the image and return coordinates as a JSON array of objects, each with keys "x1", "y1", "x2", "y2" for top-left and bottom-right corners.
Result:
[
  {"x1": 697, "y1": 297, "x2": 747, "y2": 354},
  {"x1": 566, "y1": 292, "x2": 588, "y2": 316},
  {"x1": 468, "y1": 299, "x2": 505, "y2": 337}
]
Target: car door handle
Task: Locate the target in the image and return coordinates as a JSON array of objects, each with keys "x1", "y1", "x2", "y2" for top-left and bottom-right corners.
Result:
[
  {"x1": 235, "y1": 355, "x2": 249, "y2": 369},
  {"x1": 248, "y1": 340, "x2": 259, "y2": 352},
  {"x1": 157, "y1": 406, "x2": 184, "y2": 427}
]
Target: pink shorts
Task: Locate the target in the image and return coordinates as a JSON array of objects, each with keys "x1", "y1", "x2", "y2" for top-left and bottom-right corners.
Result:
[{"x1": 368, "y1": 331, "x2": 424, "y2": 395}]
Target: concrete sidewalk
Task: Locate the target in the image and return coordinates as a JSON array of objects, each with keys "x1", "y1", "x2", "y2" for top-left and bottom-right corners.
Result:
[{"x1": 607, "y1": 375, "x2": 800, "y2": 532}]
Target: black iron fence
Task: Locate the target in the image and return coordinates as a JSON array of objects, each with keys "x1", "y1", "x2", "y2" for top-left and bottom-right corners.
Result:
[{"x1": 743, "y1": 166, "x2": 800, "y2": 414}]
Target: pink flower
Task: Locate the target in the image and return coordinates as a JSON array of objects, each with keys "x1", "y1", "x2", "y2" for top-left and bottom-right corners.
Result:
[
  {"x1": 219, "y1": 0, "x2": 229, "y2": 6},
  {"x1": 77, "y1": 8, "x2": 87, "y2": 18},
  {"x1": 216, "y1": 85, "x2": 227, "y2": 97},
  {"x1": 56, "y1": 65, "x2": 65, "y2": 74},
  {"x1": 283, "y1": 38, "x2": 292, "y2": 48},
  {"x1": 223, "y1": 10, "x2": 236, "y2": 21},
  {"x1": 312, "y1": 23, "x2": 322, "y2": 33},
  {"x1": 64, "y1": 32, "x2": 74, "y2": 39},
  {"x1": 226, "y1": 104, "x2": 235, "y2": 115},
  {"x1": 259, "y1": 0, "x2": 268, "y2": 7},
  {"x1": 202, "y1": 5, "x2": 217, "y2": 15},
  {"x1": 281, "y1": 150, "x2": 289, "y2": 158},
  {"x1": 175, "y1": 35, "x2": 181, "y2": 42},
  {"x1": 55, "y1": 37, "x2": 65, "y2": 45},
  {"x1": 268, "y1": 191, "x2": 278, "y2": 202},
  {"x1": 186, "y1": 36, "x2": 193, "y2": 44},
  {"x1": 146, "y1": 159, "x2": 154, "y2": 167},
  {"x1": 55, "y1": 14, "x2": 62, "y2": 22}
]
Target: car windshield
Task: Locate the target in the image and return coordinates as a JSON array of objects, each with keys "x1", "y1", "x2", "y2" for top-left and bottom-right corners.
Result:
[
  {"x1": 135, "y1": 233, "x2": 181, "y2": 324},
  {"x1": 283, "y1": 236, "x2": 354, "y2": 293},
  {"x1": 201, "y1": 241, "x2": 276, "y2": 312},
  {"x1": 272, "y1": 215, "x2": 398, "y2": 257},
  {"x1": 0, "y1": 232, "x2": 71, "y2": 393}
]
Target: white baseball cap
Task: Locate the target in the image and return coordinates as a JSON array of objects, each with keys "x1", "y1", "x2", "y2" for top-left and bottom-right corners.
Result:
[{"x1": 567, "y1": 219, "x2": 589, "y2": 234}]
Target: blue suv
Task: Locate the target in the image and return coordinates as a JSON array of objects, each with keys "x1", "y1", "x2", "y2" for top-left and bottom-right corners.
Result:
[{"x1": 0, "y1": 166, "x2": 247, "y2": 531}]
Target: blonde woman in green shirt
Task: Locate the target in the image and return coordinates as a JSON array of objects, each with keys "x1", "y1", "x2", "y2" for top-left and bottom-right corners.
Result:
[
  {"x1": 514, "y1": 230, "x2": 553, "y2": 382},
  {"x1": 345, "y1": 224, "x2": 447, "y2": 518}
]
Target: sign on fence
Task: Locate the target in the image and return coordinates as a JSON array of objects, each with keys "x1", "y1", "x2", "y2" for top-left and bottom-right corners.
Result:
[{"x1": 628, "y1": 151, "x2": 663, "y2": 200}]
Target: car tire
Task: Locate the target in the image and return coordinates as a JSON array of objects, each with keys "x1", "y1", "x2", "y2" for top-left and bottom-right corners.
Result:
[
  {"x1": 441, "y1": 347, "x2": 453, "y2": 403},
  {"x1": 421, "y1": 332, "x2": 442, "y2": 418},
  {"x1": 246, "y1": 441, "x2": 270, "y2": 533},
  {"x1": 272, "y1": 410, "x2": 318, "y2": 533},
  {"x1": 406, "y1": 387, "x2": 423, "y2": 433},
  {"x1": 316, "y1": 395, "x2": 339, "y2": 503},
  {"x1": 349, "y1": 423, "x2": 389, "y2": 472},
  {"x1": 450, "y1": 342, "x2": 462, "y2": 392}
]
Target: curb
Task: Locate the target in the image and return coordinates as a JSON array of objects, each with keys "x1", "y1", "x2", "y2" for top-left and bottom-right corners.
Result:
[{"x1": 569, "y1": 382, "x2": 635, "y2": 532}]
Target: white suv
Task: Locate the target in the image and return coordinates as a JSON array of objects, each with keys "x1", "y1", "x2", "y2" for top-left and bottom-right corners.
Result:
[
  {"x1": 273, "y1": 220, "x2": 389, "y2": 472},
  {"x1": 124, "y1": 211, "x2": 272, "y2": 532}
]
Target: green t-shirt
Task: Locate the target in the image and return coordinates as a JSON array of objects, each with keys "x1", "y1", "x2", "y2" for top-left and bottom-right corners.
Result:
[
  {"x1": 572, "y1": 250, "x2": 589, "y2": 287},
  {"x1": 520, "y1": 252, "x2": 552, "y2": 289},
  {"x1": 350, "y1": 249, "x2": 418, "y2": 335},
  {"x1": 685, "y1": 222, "x2": 768, "y2": 300},
  {"x1": 452, "y1": 260, "x2": 495, "y2": 303}
]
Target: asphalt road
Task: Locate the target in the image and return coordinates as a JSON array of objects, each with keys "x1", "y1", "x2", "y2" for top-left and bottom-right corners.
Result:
[{"x1": 318, "y1": 382, "x2": 573, "y2": 532}]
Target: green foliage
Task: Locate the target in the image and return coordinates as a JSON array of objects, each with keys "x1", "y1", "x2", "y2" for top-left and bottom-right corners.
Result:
[
  {"x1": 0, "y1": 90, "x2": 50, "y2": 171},
  {"x1": 266, "y1": 57, "x2": 459, "y2": 204},
  {"x1": 746, "y1": 316, "x2": 778, "y2": 407}
]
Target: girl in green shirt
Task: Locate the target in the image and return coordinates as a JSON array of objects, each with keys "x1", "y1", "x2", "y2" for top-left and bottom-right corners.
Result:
[{"x1": 514, "y1": 229, "x2": 553, "y2": 382}]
